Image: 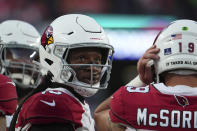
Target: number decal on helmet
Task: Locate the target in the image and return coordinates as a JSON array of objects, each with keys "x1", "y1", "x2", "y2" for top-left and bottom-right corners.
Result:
[
  {"x1": 153, "y1": 19, "x2": 197, "y2": 82},
  {"x1": 178, "y1": 42, "x2": 194, "y2": 53},
  {"x1": 188, "y1": 43, "x2": 194, "y2": 53}
]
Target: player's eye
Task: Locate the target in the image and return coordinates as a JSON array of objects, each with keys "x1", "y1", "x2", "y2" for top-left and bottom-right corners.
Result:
[
  {"x1": 78, "y1": 56, "x2": 86, "y2": 62},
  {"x1": 94, "y1": 57, "x2": 102, "y2": 64}
]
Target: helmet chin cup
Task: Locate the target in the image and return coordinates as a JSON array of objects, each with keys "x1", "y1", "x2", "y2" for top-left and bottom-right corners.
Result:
[
  {"x1": 9, "y1": 73, "x2": 41, "y2": 88},
  {"x1": 71, "y1": 80, "x2": 100, "y2": 97}
]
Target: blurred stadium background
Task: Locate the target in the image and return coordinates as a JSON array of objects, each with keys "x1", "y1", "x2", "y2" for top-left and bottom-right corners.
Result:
[{"x1": 1, "y1": 0, "x2": 197, "y2": 113}]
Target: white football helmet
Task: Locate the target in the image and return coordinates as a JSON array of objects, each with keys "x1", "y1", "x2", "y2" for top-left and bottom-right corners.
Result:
[
  {"x1": 0, "y1": 20, "x2": 41, "y2": 88},
  {"x1": 154, "y1": 19, "x2": 197, "y2": 82},
  {"x1": 40, "y1": 14, "x2": 114, "y2": 97}
]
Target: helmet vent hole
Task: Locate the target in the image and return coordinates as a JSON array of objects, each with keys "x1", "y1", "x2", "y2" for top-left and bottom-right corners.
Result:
[
  {"x1": 45, "y1": 58, "x2": 53, "y2": 65},
  {"x1": 67, "y1": 31, "x2": 74, "y2": 35}
]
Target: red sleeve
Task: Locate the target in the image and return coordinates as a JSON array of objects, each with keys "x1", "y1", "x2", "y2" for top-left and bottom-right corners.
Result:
[
  {"x1": 0, "y1": 74, "x2": 17, "y2": 115},
  {"x1": 109, "y1": 86, "x2": 129, "y2": 125}
]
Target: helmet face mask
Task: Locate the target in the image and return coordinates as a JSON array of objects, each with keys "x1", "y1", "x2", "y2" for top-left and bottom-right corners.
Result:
[
  {"x1": 154, "y1": 19, "x2": 197, "y2": 83},
  {"x1": 61, "y1": 46, "x2": 113, "y2": 89},
  {"x1": 40, "y1": 14, "x2": 114, "y2": 97},
  {"x1": 0, "y1": 20, "x2": 41, "y2": 89},
  {"x1": 43, "y1": 42, "x2": 114, "y2": 89},
  {"x1": 0, "y1": 45, "x2": 41, "y2": 88}
]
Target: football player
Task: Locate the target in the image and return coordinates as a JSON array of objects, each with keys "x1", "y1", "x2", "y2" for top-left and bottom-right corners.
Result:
[
  {"x1": 9, "y1": 14, "x2": 114, "y2": 131},
  {"x1": 0, "y1": 74, "x2": 17, "y2": 131},
  {"x1": 0, "y1": 20, "x2": 41, "y2": 129},
  {"x1": 94, "y1": 19, "x2": 197, "y2": 131}
]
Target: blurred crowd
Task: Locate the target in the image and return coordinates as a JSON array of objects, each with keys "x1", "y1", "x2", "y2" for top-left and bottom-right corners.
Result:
[{"x1": 0, "y1": 0, "x2": 196, "y2": 26}]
